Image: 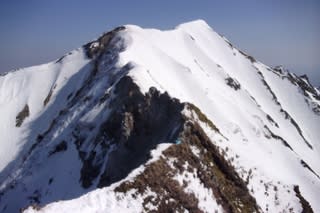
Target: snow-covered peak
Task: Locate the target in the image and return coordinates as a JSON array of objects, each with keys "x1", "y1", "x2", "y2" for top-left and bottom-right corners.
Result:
[
  {"x1": 124, "y1": 19, "x2": 212, "y2": 34},
  {"x1": 175, "y1": 19, "x2": 212, "y2": 30},
  {"x1": 0, "y1": 20, "x2": 319, "y2": 213}
]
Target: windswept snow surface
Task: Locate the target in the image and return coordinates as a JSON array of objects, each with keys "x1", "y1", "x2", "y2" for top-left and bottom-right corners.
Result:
[
  {"x1": 0, "y1": 48, "x2": 92, "y2": 171},
  {"x1": 116, "y1": 20, "x2": 320, "y2": 209},
  {"x1": 116, "y1": 20, "x2": 320, "y2": 211},
  {"x1": 0, "y1": 20, "x2": 319, "y2": 212}
]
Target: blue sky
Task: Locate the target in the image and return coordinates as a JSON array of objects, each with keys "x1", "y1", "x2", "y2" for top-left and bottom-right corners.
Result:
[{"x1": 1, "y1": 0, "x2": 319, "y2": 85}]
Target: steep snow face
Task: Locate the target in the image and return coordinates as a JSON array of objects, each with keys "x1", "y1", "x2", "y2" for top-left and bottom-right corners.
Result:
[
  {"x1": 0, "y1": 49, "x2": 92, "y2": 171},
  {"x1": 0, "y1": 20, "x2": 319, "y2": 212},
  {"x1": 120, "y1": 20, "x2": 320, "y2": 156}
]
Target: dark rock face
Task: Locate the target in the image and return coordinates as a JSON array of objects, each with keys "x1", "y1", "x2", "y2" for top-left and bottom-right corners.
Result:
[
  {"x1": 75, "y1": 74, "x2": 261, "y2": 212},
  {"x1": 296, "y1": 75, "x2": 320, "y2": 100},
  {"x1": 294, "y1": 186, "x2": 314, "y2": 213},
  {"x1": 43, "y1": 84, "x2": 56, "y2": 107},
  {"x1": 79, "y1": 76, "x2": 185, "y2": 188},
  {"x1": 295, "y1": 75, "x2": 320, "y2": 115},
  {"x1": 55, "y1": 67, "x2": 267, "y2": 212},
  {"x1": 114, "y1": 104, "x2": 260, "y2": 213},
  {"x1": 48, "y1": 141, "x2": 67, "y2": 156},
  {"x1": 238, "y1": 49, "x2": 256, "y2": 63},
  {"x1": 273, "y1": 66, "x2": 285, "y2": 75},
  {"x1": 84, "y1": 26, "x2": 126, "y2": 59},
  {"x1": 16, "y1": 104, "x2": 30, "y2": 127},
  {"x1": 225, "y1": 77, "x2": 241, "y2": 90}
]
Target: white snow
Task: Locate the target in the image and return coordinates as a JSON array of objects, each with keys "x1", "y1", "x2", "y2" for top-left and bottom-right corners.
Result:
[
  {"x1": 116, "y1": 20, "x2": 320, "y2": 211},
  {"x1": 0, "y1": 48, "x2": 92, "y2": 172},
  {"x1": 0, "y1": 19, "x2": 319, "y2": 212},
  {"x1": 24, "y1": 143, "x2": 172, "y2": 213}
]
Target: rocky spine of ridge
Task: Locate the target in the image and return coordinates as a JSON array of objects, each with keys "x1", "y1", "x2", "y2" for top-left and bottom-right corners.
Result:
[
  {"x1": 24, "y1": 73, "x2": 313, "y2": 212},
  {"x1": 23, "y1": 72, "x2": 263, "y2": 212}
]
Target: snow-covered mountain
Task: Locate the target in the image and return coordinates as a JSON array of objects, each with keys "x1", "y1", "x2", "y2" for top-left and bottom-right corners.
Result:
[{"x1": 0, "y1": 20, "x2": 319, "y2": 213}]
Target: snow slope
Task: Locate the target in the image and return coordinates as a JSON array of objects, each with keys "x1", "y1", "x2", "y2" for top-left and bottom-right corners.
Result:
[
  {"x1": 0, "y1": 49, "x2": 92, "y2": 171},
  {"x1": 0, "y1": 20, "x2": 319, "y2": 212},
  {"x1": 117, "y1": 20, "x2": 320, "y2": 210}
]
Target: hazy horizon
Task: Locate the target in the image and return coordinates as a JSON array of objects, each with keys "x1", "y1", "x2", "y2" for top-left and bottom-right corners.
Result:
[{"x1": 1, "y1": 0, "x2": 319, "y2": 85}]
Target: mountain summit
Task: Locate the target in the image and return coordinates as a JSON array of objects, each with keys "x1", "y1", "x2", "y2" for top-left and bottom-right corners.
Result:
[{"x1": 0, "y1": 20, "x2": 319, "y2": 213}]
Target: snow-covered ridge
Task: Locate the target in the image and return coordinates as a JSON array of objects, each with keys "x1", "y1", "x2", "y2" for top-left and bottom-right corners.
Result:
[{"x1": 0, "y1": 19, "x2": 319, "y2": 212}]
